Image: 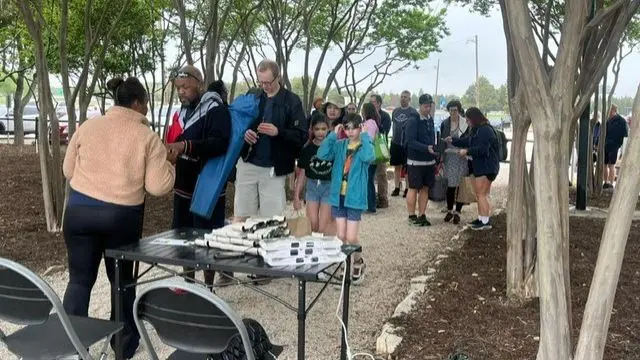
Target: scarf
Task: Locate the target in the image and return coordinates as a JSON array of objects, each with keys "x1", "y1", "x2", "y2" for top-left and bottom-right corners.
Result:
[{"x1": 166, "y1": 91, "x2": 223, "y2": 143}]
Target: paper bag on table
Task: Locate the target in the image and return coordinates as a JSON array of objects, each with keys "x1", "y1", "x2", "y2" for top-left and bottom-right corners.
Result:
[{"x1": 286, "y1": 211, "x2": 312, "y2": 237}]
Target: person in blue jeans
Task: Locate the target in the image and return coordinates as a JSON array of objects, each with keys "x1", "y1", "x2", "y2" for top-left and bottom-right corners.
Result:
[
  {"x1": 317, "y1": 113, "x2": 375, "y2": 284},
  {"x1": 294, "y1": 112, "x2": 334, "y2": 234}
]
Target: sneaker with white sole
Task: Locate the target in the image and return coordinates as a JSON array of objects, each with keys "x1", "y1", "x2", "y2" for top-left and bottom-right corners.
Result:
[{"x1": 470, "y1": 219, "x2": 492, "y2": 231}]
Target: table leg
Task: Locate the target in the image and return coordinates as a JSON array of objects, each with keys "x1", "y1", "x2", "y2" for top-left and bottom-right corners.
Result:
[
  {"x1": 340, "y1": 255, "x2": 352, "y2": 360},
  {"x1": 114, "y1": 258, "x2": 124, "y2": 360},
  {"x1": 297, "y1": 280, "x2": 306, "y2": 360}
]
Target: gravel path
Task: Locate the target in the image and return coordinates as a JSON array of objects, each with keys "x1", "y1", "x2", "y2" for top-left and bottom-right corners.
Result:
[{"x1": 1, "y1": 165, "x2": 508, "y2": 359}]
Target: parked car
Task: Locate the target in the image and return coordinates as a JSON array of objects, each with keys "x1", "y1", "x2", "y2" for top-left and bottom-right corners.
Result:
[
  {"x1": 0, "y1": 104, "x2": 39, "y2": 134},
  {"x1": 52, "y1": 106, "x2": 102, "y2": 145}
]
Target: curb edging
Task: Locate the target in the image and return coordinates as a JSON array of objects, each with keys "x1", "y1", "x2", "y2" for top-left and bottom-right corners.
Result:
[{"x1": 374, "y1": 226, "x2": 470, "y2": 357}]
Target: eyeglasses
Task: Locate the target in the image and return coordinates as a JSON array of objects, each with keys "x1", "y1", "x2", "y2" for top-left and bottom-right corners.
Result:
[{"x1": 259, "y1": 77, "x2": 278, "y2": 86}]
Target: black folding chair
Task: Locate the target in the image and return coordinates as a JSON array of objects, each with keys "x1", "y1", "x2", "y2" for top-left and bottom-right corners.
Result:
[
  {"x1": 133, "y1": 279, "x2": 255, "y2": 360},
  {"x1": 0, "y1": 257, "x2": 123, "y2": 360}
]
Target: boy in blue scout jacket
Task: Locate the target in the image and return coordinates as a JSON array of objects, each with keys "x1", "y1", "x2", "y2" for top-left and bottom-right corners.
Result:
[{"x1": 317, "y1": 113, "x2": 375, "y2": 285}]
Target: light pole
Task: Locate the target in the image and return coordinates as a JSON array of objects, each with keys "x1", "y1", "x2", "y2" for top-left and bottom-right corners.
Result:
[
  {"x1": 576, "y1": 0, "x2": 597, "y2": 210},
  {"x1": 466, "y1": 35, "x2": 480, "y2": 107},
  {"x1": 434, "y1": 59, "x2": 440, "y2": 108}
]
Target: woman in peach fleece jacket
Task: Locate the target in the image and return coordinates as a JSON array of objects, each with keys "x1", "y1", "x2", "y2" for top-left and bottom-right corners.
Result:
[{"x1": 62, "y1": 77, "x2": 175, "y2": 359}]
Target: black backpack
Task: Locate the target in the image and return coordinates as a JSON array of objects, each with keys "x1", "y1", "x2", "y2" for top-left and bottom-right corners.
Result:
[
  {"x1": 208, "y1": 318, "x2": 283, "y2": 360},
  {"x1": 491, "y1": 126, "x2": 508, "y2": 162}
]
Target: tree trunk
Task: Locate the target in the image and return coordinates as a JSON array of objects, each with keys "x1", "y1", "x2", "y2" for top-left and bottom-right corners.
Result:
[
  {"x1": 522, "y1": 162, "x2": 538, "y2": 299},
  {"x1": 506, "y1": 110, "x2": 534, "y2": 297},
  {"x1": 500, "y1": 0, "x2": 537, "y2": 300},
  {"x1": 229, "y1": 43, "x2": 247, "y2": 100},
  {"x1": 595, "y1": 76, "x2": 607, "y2": 193},
  {"x1": 375, "y1": 163, "x2": 389, "y2": 208},
  {"x1": 12, "y1": 71, "x2": 26, "y2": 146},
  {"x1": 11, "y1": 35, "x2": 28, "y2": 146},
  {"x1": 589, "y1": 86, "x2": 599, "y2": 192},
  {"x1": 574, "y1": 84, "x2": 640, "y2": 360},
  {"x1": 532, "y1": 121, "x2": 572, "y2": 360},
  {"x1": 17, "y1": 1, "x2": 65, "y2": 232},
  {"x1": 174, "y1": 0, "x2": 193, "y2": 65}
]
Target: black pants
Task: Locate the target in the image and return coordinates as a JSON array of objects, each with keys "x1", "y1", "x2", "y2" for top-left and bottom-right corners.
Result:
[
  {"x1": 172, "y1": 193, "x2": 226, "y2": 230},
  {"x1": 63, "y1": 204, "x2": 143, "y2": 359},
  {"x1": 446, "y1": 186, "x2": 464, "y2": 212},
  {"x1": 367, "y1": 164, "x2": 377, "y2": 212},
  {"x1": 173, "y1": 194, "x2": 226, "y2": 284}
]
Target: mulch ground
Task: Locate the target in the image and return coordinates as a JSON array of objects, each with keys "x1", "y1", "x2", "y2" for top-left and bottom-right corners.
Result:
[
  {"x1": 569, "y1": 187, "x2": 640, "y2": 210},
  {"x1": 394, "y1": 213, "x2": 640, "y2": 359},
  {"x1": 0, "y1": 145, "x2": 174, "y2": 272}
]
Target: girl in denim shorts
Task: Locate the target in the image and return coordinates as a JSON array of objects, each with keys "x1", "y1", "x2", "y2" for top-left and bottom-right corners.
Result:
[
  {"x1": 294, "y1": 113, "x2": 334, "y2": 233},
  {"x1": 317, "y1": 113, "x2": 375, "y2": 284}
]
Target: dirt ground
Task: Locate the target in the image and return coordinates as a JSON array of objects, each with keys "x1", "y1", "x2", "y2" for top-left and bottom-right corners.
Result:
[
  {"x1": 394, "y1": 213, "x2": 640, "y2": 359},
  {"x1": 0, "y1": 145, "x2": 175, "y2": 271},
  {"x1": 569, "y1": 187, "x2": 640, "y2": 210},
  {"x1": 1, "y1": 144, "x2": 514, "y2": 360}
]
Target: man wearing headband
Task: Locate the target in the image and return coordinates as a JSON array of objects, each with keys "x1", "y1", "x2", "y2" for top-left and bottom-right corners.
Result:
[
  {"x1": 166, "y1": 65, "x2": 231, "y2": 285},
  {"x1": 405, "y1": 93, "x2": 437, "y2": 227},
  {"x1": 235, "y1": 59, "x2": 307, "y2": 221}
]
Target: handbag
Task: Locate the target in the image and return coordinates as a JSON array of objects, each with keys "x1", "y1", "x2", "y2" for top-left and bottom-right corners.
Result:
[
  {"x1": 456, "y1": 175, "x2": 476, "y2": 204},
  {"x1": 428, "y1": 164, "x2": 447, "y2": 202},
  {"x1": 373, "y1": 133, "x2": 391, "y2": 164}
]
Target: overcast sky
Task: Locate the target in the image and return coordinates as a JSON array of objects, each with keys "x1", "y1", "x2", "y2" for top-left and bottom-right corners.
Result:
[
  {"x1": 46, "y1": 4, "x2": 638, "y2": 99},
  {"x1": 284, "y1": 4, "x2": 640, "y2": 98}
]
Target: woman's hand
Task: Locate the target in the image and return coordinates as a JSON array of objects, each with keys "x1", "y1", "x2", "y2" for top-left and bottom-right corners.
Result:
[
  {"x1": 293, "y1": 197, "x2": 303, "y2": 211},
  {"x1": 334, "y1": 124, "x2": 344, "y2": 134},
  {"x1": 458, "y1": 148, "x2": 468, "y2": 157}
]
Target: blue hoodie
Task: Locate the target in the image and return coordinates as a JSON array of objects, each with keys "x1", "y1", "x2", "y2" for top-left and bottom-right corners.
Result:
[{"x1": 317, "y1": 132, "x2": 375, "y2": 210}]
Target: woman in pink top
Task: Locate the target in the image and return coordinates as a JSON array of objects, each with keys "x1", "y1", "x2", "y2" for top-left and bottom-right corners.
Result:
[{"x1": 361, "y1": 102, "x2": 380, "y2": 213}]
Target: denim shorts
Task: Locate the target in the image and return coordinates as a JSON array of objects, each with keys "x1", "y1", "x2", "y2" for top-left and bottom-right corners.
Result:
[
  {"x1": 331, "y1": 196, "x2": 363, "y2": 221},
  {"x1": 305, "y1": 178, "x2": 331, "y2": 204}
]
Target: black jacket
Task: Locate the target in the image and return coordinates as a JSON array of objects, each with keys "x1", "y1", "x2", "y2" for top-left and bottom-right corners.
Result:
[
  {"x1": 174, "y1": 94, "x2": 231, "y2": 197},
  {"x1": 240, "y1": 87, "x2": 308, "y2": 176},
  {"x1": 405, "y1": 115, "x2": 437, "y2": 163},
  {"x1": 605, "y1": 114, "x2": 628, "y2": 149},
  {"x1": 452, "y1": 124, "x2": 500, "y2": 177}
]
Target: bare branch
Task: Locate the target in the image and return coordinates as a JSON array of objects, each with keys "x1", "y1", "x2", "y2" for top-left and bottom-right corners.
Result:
[
  {"x1": 572, "y1": 2, "x2": 640, "y2": 119},
  {"x1": 582, "y1": 0, "x2": 626, "y2": 35},
  {"x1": 0, "y1": 64, "x2": 33, "y2": 83}
]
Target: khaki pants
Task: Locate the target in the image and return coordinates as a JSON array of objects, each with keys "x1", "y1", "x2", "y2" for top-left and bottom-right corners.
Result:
[{"x1": 234, "y1": 159, "x2": 287, "y2": 217}]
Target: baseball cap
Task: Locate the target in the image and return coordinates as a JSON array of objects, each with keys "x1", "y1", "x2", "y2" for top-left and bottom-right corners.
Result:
[
  {"x1": 419, "y1": 94, "x2": 434, "y2": 105},
  {"x1": 325, "y1": 94, "x2": 346, "y2": 108},
  {"x1": 175, "y1": 65, "x2": 203, "y2": 82}
]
